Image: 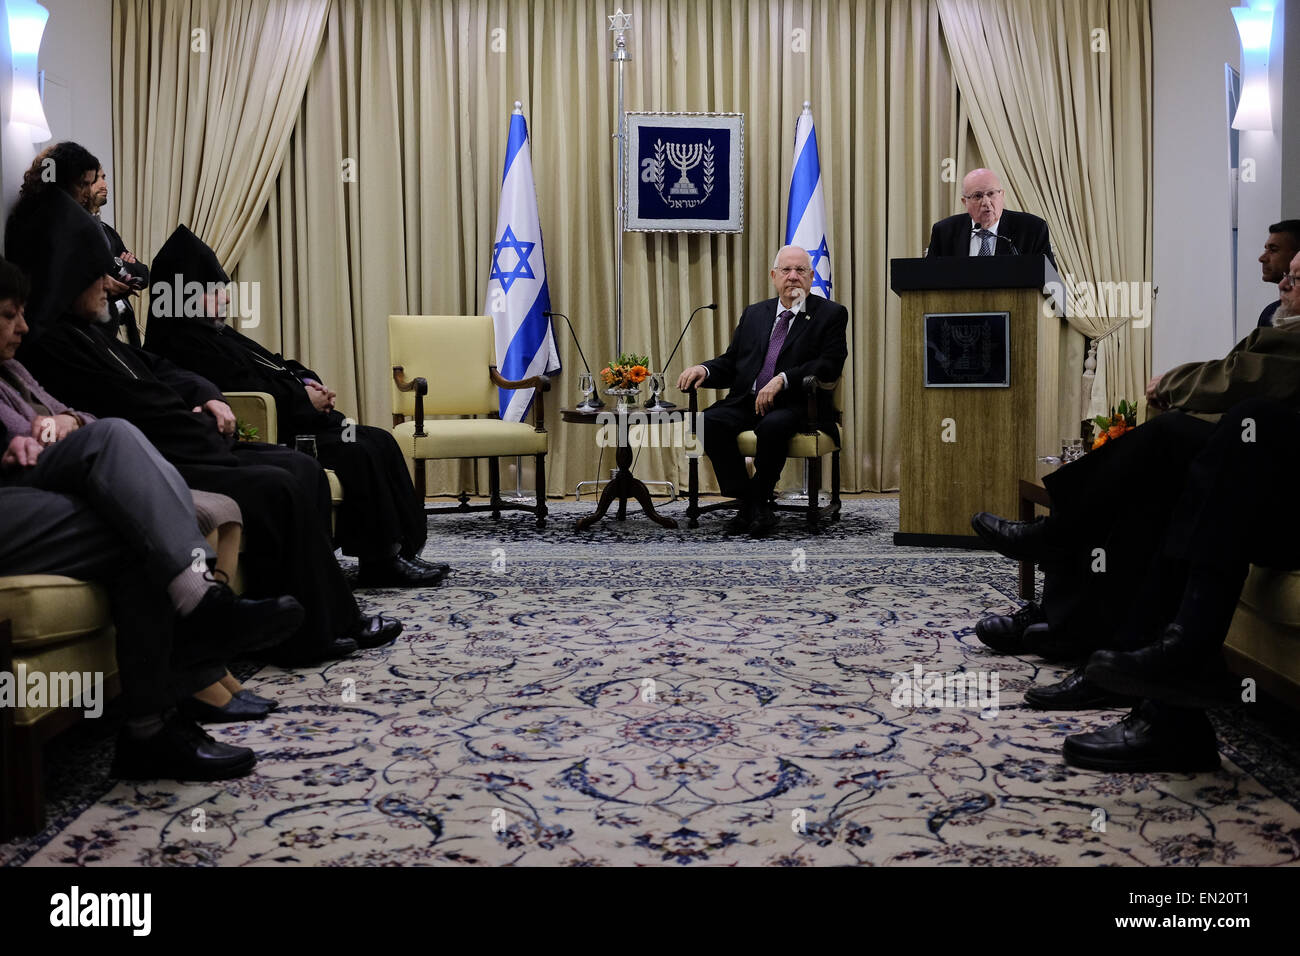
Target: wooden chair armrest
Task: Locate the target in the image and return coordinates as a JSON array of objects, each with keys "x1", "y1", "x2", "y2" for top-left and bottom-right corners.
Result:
[
  {"x1": 801, "y1": 375, "x2": 837, "y2": 435},
  {"x1": 393, "y1": 366, "x2": 428, "y2": 437},
  {"x1": 489, "y1": 367, "x2": 550, "y2": 431}
]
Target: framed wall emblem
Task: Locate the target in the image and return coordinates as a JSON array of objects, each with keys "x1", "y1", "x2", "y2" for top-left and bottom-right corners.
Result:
[
  {"x1": 625, "y1": 112, "x2": 744, "y2": 233},
  {"x1": 923, "y1": 312, "x2": 1012, "y2": 387}
]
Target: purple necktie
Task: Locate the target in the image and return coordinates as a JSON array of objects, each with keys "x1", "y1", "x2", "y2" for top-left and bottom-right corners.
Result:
[{"x1": 756, "y1": 310, "x2": 793, "y2": 391}]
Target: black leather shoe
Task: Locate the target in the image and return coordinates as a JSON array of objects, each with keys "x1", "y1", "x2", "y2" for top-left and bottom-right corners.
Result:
[
  {"x1": 235, "y1": 689, "x2": 278, "y2": 712},
  {"x1": 1024, "y1": 665, "x2": 1137, "y2": 710},
  {"x1": 1062, "y1": 701, "x2": 1220, "y2": 773},
  {"x1": 356, "y1": 556, "x2": 447, "y2": 588},
  {"x1": 748, "y1": 505, "x2": 779, "y2": 538},
  {"x1": 111, "y1": 714, "x2": 256, "y2": 781},
  {"x1": 974, "y1": 601, "x2": 1045, "y2": 653},
  {"x1": 1085, "y1": 624, "x2": 1239, "y2": 709},
  {"x1": 1021, "y1": 622, "x2": 1092, "y2": 663},
  {"x1": 970, "y1": 512, "x2": 1062, "y2": 563},
  {"x1": 407, "y1": 556, "x2": 451, "y2": 576},
  {"x1": 354, "y1": 615, "x2": 403, "y2": 649},
  {"x1": 183, "y1": 582, "x2": 305, "y2": 658},
  {"x1": 722, "y1": 505, "x2": 754, "y2": 536},
  {"x1": 180, "y1": 694, "x2": 270, "y2": 723}
]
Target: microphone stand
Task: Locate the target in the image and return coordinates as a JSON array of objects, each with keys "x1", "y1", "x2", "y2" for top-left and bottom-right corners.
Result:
[
  {"x1": 646, "y1": 303, "x2": 717, "y2": 409},
  {"x1": 546, "y1": 310, "x2": 603, "y2": 410}
]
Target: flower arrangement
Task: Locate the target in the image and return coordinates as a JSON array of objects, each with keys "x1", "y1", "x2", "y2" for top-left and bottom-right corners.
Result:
[
  {"x1": 236, "y1": 420, "x2": 260, "y2": 442},
  {"x1": 600, "y1": 352, "x2": 650, "y2": 391},
  {"x1": 1091, "y1": 399, "x2": 1138, "y2": 450}
]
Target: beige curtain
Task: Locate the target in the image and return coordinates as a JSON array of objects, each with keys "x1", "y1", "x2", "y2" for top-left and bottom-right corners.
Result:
[
  {"x1": 936, "y1": 0, "x2": 1153, "y2": 420},
  {"x1": 112, "y1": 0, "x2": 1153, "y2": 497},
  {"x1": 111, "y1": 0, "x2": 331, "y2": 270},
  {"x1": 228, "y1": 0, "x2": 972, "y2": 497}
]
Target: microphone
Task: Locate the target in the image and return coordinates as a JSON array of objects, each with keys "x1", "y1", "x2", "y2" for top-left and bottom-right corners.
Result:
[
  {"x1": 650, "y1": 303, "x2": 717, "y2": 409},
  {"x1": 973, "y1": 227, "x2": 1020, "y2": 255},
  {"x1": 545, "y1": 310, "x2": 603, "y2": 410}
]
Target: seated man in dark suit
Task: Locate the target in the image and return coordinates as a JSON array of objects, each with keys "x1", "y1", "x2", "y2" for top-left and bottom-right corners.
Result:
[
  {"x1": 677, "y1": 245, "x2": 849, "y2": 537},
  {"x1": 1068, "y1": 398, "x2": 1300, "y2": 772},
  {"x1": 973, "y1": 250, "x2": 1300, "y2": 710},
  {"x1": 925, "y1": 168, "x2": 1055, "y2": 267},
  {"x1": 1254, "y1": 219, "x2": 1300, "y2": 328},
  {"x1": 143, "y1": 225, "x2": 443, "y2": 588}
]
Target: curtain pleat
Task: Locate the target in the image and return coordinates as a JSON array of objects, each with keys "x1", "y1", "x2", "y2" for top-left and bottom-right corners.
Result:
[{"x1": 112, "y1": 0, "x2": 1152, "y2": 497}]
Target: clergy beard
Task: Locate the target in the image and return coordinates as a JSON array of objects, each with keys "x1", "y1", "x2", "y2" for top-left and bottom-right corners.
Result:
[{"x1": 89, "y1": 304, "x2": 112, "y2": 324}]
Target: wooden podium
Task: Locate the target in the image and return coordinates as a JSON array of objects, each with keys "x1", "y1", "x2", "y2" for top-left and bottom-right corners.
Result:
[{"x1": 890, "y1": 256, "x2": 1068, "y2": 547}]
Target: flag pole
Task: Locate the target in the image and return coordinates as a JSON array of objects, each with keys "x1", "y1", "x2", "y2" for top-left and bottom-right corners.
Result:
[{"x1": 609, "y1": 9, "x2": 632, "y2": 355}]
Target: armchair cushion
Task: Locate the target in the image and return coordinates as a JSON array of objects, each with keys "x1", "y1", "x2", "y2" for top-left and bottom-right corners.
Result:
[
  {"x1": 0, "y1": 575, "x2": 112, "y2": 650},
  {"x1": 737, "y1": 429, "x2": 839, "y2": 459},
  {"x1": 393, "y1": 418, "x2": 547, "y2": 459}
]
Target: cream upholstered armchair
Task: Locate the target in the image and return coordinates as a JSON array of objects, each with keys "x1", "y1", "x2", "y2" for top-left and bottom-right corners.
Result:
[
  {"x1": 388, "y1": 314, "x2": 550, "y2": 528},
  {"x1": 685, "y1": 375, "x2": 844, "y2": 530}
]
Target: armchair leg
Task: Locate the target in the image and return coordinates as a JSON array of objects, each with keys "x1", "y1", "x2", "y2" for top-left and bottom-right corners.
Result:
[
  {"x1": 488, "y1": 457, "x2": 502, "y2": 519},
  {"x1": 535, "y1": 454, "x2": 548, "y2": 529},
  {"x1": 830, "y1": 450, "x2": 842, "y2": 521},
  {"x1": 687, "y1": 455, "x2": 700, "y2": 528},
  {"x1": 807, "y1": 457, "x2": 823, "y2": 530},
  {"x1": 415, "y1": 459, "x2": 427, "y2": 505}
]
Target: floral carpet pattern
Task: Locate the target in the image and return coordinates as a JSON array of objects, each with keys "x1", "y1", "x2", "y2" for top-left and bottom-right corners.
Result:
[{"x1": 6, "y1": 498, "x2": 1300, "y2": 867}]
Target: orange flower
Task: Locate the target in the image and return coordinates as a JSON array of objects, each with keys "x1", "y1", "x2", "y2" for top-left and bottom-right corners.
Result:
[
  {"x1": 629, "y1": 365, "x2": 648, "y2": 384},
  {"x1": 1092, "y1": 433, "x2": 1109, "y2": 450},
  {"x1": 1107, "y1": 423, "x2": 1126, "y2": 440}
]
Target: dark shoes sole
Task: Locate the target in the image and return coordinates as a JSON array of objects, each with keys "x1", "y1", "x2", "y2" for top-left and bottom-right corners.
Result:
[{"x1": 1023, "y1": 667, "x2": 1137, "y2": 710}]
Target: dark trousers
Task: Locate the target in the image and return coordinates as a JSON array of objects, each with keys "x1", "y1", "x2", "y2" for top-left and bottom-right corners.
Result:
[
  {"x1": 1119, "y1": 398, "x2": 1300, "y2": 651},
  {"x1": 0, "y1": 420, "x2": 224, "y2": 714},
  {"x1": 1036, "y1": 411, "x2": 1216, "y2": 648},
  {"x1": 311, "y1": 422, "x2": 426, "y2": 561},
  {"x1": 701, "y1": 398, "x2": 803, "y2": 502},
  {"x1": 177, "y1": 444, "x2": 359, "y2": 656}
]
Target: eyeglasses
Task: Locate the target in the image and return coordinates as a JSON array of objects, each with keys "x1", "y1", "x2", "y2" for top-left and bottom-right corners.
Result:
[
  {"x1": 963, "y1": 189, "x2": 1003, "y2": 202},
  {"x1": 1282, "y1": 272, "x2": 1300, "y2": 285},
  {"x1": 776, "y1": 266, "x2": 810, "y2": 275}
]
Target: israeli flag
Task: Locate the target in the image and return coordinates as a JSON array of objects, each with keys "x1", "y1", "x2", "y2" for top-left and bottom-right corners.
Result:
[
  {"x1": 486, "y1": 102, "x2": 560, "y2": 422},
  {"x1": 784, "y1": 102, "x2": 832, "y2": 299}
]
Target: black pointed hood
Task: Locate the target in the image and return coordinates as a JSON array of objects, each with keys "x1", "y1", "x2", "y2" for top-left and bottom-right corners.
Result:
[
  {"x1": 3, "y1": 188, "x2": 113, "y2": 342},
  {"x1": 147, "y1": 225, "x2": 230, "y2": 335}
]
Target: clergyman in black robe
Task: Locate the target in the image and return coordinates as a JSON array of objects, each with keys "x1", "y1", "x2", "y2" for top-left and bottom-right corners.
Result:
[
  {"x1": 144, "y1": 225, "x2": 443, "y2": 588},
  {"x1": 5, "y1": 188, "x2": 400, "y2": 664}
]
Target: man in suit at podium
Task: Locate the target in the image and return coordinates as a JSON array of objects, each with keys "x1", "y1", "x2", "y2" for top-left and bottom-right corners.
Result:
[
  {"x1": 925, "y1": 168, "x2": 1055, "y2": 267},
  {"x1": 677, "y1": 245, "x2": 849, "y2": 538}
]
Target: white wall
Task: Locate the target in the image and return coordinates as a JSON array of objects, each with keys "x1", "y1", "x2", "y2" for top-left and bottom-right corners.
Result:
[
  {"x1": 36, "y1": 0, "x2": 114, "y2": 222},
  {"x1": 1151, "y1": 0, "x2": 1241, "y2": 373},
  {"x1": 0, "y1": 0, "x2": 113, "y2": 240}
]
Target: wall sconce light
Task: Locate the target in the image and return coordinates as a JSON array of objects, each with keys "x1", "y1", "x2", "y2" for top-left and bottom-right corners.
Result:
[
  {"x1": 1231, "y1": 1, "x2": 1275, "y2": 131},
  {"x1": 7, "y1": 0, "x2": 50, "y2": 142}
]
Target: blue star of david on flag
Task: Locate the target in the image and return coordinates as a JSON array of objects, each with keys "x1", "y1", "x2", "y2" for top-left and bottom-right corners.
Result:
[
  {"x1": 807, "y1": 236, "x2": 832, "y2": 298},
  {"x1": 489, "y1": 225, "x2": 536, "y2": 294}
]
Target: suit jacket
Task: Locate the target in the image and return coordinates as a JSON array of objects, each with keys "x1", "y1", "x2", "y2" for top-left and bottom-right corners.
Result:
[
  {"x1": 1157, "y1": 324, "x2": 1300, "y2": 420},
  {"x1": 925, "y1": 209, "x2": 1055, "y2": 267},
  {"x1": 145, "y1": 319, "x2": 332, "y2": 441},
  {"x1": 702, "y1": 293, "x2": 849, "y2": 440},
  {"x1": 1258, "y1": 299, "x2": 1281, "y2": 328}
]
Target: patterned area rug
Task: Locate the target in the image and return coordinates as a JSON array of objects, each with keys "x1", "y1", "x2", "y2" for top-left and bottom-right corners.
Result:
[{"x1": 6, "y1": 498, "x2": 1300, "y2": 867}]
